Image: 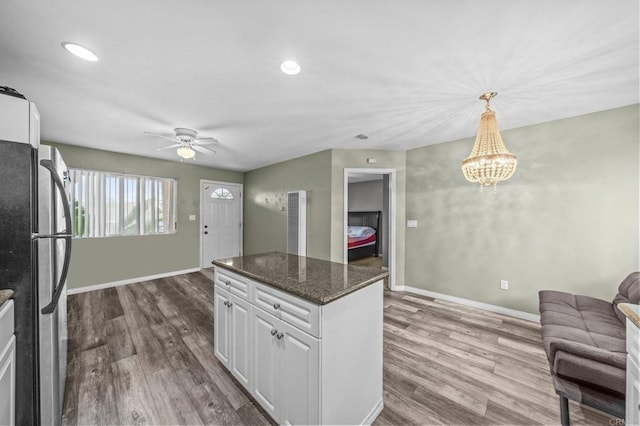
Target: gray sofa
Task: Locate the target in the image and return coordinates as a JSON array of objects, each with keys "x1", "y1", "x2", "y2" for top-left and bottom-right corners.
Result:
[{"x1": 539, "y1": 272, "x2": 640, "y2": 425}]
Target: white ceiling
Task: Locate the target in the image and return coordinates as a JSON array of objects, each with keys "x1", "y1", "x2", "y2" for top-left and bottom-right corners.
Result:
[{"x1": 1, "y1": 1, "x2": 638, "y2": 171}]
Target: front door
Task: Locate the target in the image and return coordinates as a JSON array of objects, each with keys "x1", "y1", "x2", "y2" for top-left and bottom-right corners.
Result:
[{"x1": 201, "y1": 181, "x2": 242, "y2": 266}]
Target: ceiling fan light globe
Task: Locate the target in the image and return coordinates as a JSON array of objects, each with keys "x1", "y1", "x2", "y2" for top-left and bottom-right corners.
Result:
[{"x1": 177, "y1": 146, "x2": 196, "y2": 159}]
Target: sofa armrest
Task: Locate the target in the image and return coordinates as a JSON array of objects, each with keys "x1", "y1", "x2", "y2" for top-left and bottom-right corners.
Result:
[
  {"x1": 548, "y1": 338, "x2": 626, "y2": 370},
  {"x1": 553, "y1": 350, "x2": 626, "y2": 395}
]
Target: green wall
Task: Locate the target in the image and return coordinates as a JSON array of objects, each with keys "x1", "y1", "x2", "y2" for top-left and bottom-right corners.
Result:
[
  {"x1": 45, "y1": 142, "x2": 243, "y2": 290},
  {"x1": 404, "y1": 104, "x2": 639, "y2": 314},
  {"x1": 243, "y1": 150, "x2": 333, "y2": 260}
]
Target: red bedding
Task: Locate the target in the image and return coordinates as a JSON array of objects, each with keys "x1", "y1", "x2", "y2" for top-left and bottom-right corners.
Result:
[{"x1": 348, "y1": 232, "x2": 376, "y2": 249}]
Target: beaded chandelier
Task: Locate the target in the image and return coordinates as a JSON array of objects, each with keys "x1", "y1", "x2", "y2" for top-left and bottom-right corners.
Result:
[{"x1": 461, "y1": 92, "x2": 517, "y2": 190}]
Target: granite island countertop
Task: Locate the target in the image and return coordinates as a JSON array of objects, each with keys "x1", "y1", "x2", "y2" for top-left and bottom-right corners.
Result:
[
  {"x1": 0, "y1": 290, "x2": 13, "y2": 308},
  {"x1": 618, "y1": 303, "x2": 640, "y2": 329},
  {"x1": 212, "y1": 251, "x2": 388, "y2": 305}
]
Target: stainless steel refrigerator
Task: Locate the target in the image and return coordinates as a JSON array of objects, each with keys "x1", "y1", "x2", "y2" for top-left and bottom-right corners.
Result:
[{"x1": 0, "y1": 87, "x2": 71, "y2": 425}]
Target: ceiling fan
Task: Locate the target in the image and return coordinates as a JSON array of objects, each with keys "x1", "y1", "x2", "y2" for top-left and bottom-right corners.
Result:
[{"x1": 145, "y1": 127, "x2": 218, "y2": 159}]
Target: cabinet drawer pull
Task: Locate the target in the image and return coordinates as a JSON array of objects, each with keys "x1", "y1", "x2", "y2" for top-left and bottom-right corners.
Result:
[
  {"x1": 276, "y1": 333, "x2": 284, "y2": 340},
  {"x1": 271, "y1": 329, "x2": 278, "y2": 336},
  {"x1": 273, "y1": 303, "x2": 280, "y2": 310},
  {"x1": 228, "y1": 302, "x2": 233, "y2": 308},
  {"x1": 223, "y1": 279, "x2": 231, "y2": 286},
  {"x1": 223, "y1": 301, "x2": 229, "y2": 306}
]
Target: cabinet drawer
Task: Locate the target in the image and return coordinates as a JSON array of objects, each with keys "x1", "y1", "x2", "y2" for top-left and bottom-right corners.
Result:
[
  {"x1": 627, "y1": 318, "x2": 639, "y2": 360},
  {"x1": 215, "y1": 268, "x2": 250, "y2": 300},
  {"x1": 0, "y1": 301, "x2": 13, "y2": 350},
  {"x1": 253, "y1": 282, "x2": 319, "y2": 338}
]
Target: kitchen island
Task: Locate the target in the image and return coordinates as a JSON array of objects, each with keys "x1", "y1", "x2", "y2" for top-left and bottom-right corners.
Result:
[{"x1": 211, "y1": 252, "x2": 387, "y2": 426}]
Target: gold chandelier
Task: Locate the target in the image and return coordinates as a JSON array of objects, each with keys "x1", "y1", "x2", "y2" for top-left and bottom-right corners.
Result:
[{"x1": 461, "y1": 92, "x2": 517, "y2": 190}]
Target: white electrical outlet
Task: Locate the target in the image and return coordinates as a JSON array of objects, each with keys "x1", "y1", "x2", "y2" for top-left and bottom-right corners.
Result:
[{"x1": 500, "y1": 280, "x2": 509, "y2": 290}]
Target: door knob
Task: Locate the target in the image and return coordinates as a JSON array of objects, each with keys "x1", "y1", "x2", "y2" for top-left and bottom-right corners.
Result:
[
  {"x1": 271, "y1": 329, "x2": 278, "y2": 336},
  {"x1": 228, "y1": 302, "x2": 233, "y2": 308},
  {"x1": 276, "y1": 333, "x2": 284, "y2": 340},
  {"x1": 204, "y1": 225, "x2": 208, "y2": 229},
  {"x1": 204, "y1": 231, "x2": 208, "y2": 234},
  {"x1": 273, "y1": 303, "x2": 280, "y2": 310},
  {"x1": 223, "y1": 301, "x2": 228, "y2": 306}
]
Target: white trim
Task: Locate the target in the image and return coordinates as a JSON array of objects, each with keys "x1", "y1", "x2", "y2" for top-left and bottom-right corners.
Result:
[
  {"x1": 67, "y1": 268, "x2": 200, "y2": 295},
  {"x1": 361, "y1": 397, "x2": 384, "y2": 425},
  {"x1": 397, "y1": 285, "x2": 540, "y2": 323},
  {"x1": 200, "y1": 180, "x2": 244, "y2": 268},
  {"x1": 344, "y1": 168, "x2": 397, "y2": 290}
]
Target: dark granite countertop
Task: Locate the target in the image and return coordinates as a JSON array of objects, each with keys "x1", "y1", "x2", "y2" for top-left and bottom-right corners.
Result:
[
  {"x1": 212, "y1": 252, "x2": 388, "y2": 305},
  {"x1": 0, "y1": 290, "x2": 13, "y2": 308}
]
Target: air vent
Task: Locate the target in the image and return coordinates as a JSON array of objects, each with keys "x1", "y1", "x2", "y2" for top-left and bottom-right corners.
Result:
[{"x1": 287, "y1": 190, "x2": 307, "y2": 256}]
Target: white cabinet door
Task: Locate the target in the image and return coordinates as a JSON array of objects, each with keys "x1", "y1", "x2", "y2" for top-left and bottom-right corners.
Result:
[
  {"x1": 251, "y1": 307, "x2": 280, "y2": 420},
  {"x1": 214, "y1": 286, "x2": 231, "y2": 366},
  {"x1": 278, "y1": 320, "x2": 319, "y2": 426},
  {"x1": 0, "y1": 335, "x2": 16, "y2": 426},
  {"x1": 627, "y1": 354, "x2": 640, "y2": 426},
  {"x1": 229, "y1": 294, "x2": 251, "y2": 388}
]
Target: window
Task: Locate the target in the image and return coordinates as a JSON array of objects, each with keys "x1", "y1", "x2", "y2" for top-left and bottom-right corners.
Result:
[
  {"x1": 211, "y1": 187, "x2": 234, "y2": 199},
  {"x1": 69, "y1": 169, "x2": 177, "y2": 238}
]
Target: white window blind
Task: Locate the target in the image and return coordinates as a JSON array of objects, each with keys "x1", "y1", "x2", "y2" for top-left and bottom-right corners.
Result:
[{"x1": 69, "y1": 169, "x2": 177, "y2": 238}]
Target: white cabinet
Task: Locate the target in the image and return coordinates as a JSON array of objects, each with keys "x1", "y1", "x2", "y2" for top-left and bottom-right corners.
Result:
[
  {"x1": 229, "y1": 294, "x2": 251, "y2": 388},
  {"x1": 214, "y1": 267, "x2": 383, "y2": 425},
  {"x1": 250, "y1": 306, "x2": 320, "y2": 425},
  {"x1": 213, "y1": 287, "x2": 230, "y2": 365},
  {"x1": 0, "y1": 300, "x2": 15, "y2": 426},
  {"x1": 214, "y1": 285, "x2": 252, "y2": 388},
  {"x1": 626, "y1": 316, "x2": 640, "y2": 426},
  {"x1": 251, "y1": 307, "x2": 280, "y2": 420},
  {"x1": 278, "y1": 318, "x2": 319, "y2": 425}
]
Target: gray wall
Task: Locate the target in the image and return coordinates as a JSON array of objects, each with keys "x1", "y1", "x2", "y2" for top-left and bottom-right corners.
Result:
[
  {"x1": 404, "y1": 104, "x2": 639, "y2": 314},
  {"x1": 243, "y1": 150, "x2": 333, "y2": 260},
  {"x1": 45, "y1": 142, "x2": 243, "y2": 290},
  {"x1": 348, "y1": 180, "x2": 383, "y2": 212}
]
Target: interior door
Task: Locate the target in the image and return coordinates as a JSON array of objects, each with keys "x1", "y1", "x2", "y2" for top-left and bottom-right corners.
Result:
[{"x1": 201, "y1": 182, "x2": 242, "y2": 266}]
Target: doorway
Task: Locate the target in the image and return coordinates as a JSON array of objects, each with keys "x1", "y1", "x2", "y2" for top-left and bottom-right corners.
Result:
[
  {"x1": 344, "y1": 168, "x2": 396, "y2": 290},
  {"x1": 200, "y1": 180, "x2": 243, "y2": 268}
]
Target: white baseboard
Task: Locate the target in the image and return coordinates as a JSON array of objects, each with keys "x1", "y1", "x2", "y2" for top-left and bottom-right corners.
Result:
[
  {"x1": 67, "y1": 268, "x2": 201, "y2": 295},
  {"x1": 395, "y1": 285, "x2": 540, "y2": 323},
  {"x1": 361, "y1": 397, "x2": 384, "y2": 425}
]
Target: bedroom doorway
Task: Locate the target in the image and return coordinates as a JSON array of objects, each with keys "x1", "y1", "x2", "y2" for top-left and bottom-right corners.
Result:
[{"x1": 344, "y1": 168, "x2": 396, "y2": 290}]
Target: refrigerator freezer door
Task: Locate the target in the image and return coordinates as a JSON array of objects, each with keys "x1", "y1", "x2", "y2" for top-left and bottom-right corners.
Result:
[{"x1": 37, "y1": 145, "x2": 70, "y2": 426}]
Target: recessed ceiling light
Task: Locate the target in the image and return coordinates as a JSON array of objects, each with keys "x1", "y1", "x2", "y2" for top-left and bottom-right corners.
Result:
[
  {"x1": 61, "y1": 42, "x2": 99, "y2": 62},
  {"x1": 280, "y1": 60, "x2": 301, "y2": 75}
]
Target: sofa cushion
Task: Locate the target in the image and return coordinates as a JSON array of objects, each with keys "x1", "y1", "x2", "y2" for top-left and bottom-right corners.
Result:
[
  {"x1": 612, "y1": 271, "x2": 640, "y2": 323},
  {"x1": 539, "y1": 289, "x2": 627, "y2": 395}
]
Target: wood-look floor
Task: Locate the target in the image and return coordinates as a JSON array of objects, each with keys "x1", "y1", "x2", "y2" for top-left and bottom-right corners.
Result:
[{"x1": 63, "y1": 271, "x2": 613, "y2": 426}]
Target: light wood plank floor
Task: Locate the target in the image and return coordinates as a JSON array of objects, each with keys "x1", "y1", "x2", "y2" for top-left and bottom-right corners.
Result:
[{"x1": 63, "y1": 271, "x2": 613, "y2": 425}]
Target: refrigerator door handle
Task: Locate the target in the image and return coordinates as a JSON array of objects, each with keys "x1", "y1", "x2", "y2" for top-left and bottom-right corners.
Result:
[{"x1": 40, "y1": 159, "x2": 73, "y2": 315}]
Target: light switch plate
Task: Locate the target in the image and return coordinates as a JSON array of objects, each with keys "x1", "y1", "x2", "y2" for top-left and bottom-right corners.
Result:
[
  {"x1": 189, "y1": 214, "x2": 196, "y2": 221},
  {"x1": 407, "y1": 220, "x2": 418, "y2": 228}
]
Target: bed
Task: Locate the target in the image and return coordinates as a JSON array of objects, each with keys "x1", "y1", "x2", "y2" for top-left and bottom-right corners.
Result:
[{"x1": 347, "y1": 211, "x2": 381, "y2": 261}]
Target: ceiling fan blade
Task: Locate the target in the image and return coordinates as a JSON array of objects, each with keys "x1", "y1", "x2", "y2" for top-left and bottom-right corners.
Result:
[
  {"x1": 144, "y1": 131, "x2": 178, "y2": 143},
  {"x1": 192, "y1": 145, "x2": 216, "y2": 155},
  {"x1": 195, "y1": 137, "x2": 219, "y2": 145},
  {"x1": 156, "y1": 143, "x2": 182, "y2": 151}
]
